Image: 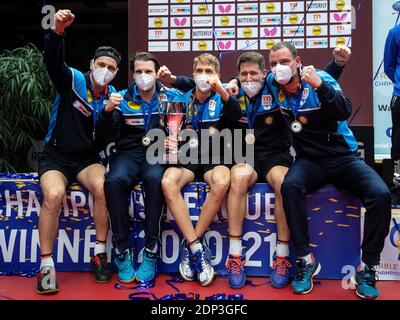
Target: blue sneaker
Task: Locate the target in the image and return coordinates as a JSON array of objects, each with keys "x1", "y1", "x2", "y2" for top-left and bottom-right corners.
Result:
[
  {"x1": 292, "y1": 254, "x2": 321, "y2": 294},
  {"x1": 179, "y1": 241, "x2": 196, "y2": 281},
  {"x1": 226, "y1": 254, "x2": 246, "y2": 289},
  {"x1": 354, "y1": 265, "x2": 379, "y2": 300},
  {"x1": 114, "y1": 249, "x2": 135, "y2": 283},
  {"x1": 136, "y1": 249, "x2": 157, "y2": 283},
  {"x1": 271, "y1": 252, "x2": 291, "y2": 288},
  {"x1": 194, "y1": 244, "x2": 214, "y2": 287}
]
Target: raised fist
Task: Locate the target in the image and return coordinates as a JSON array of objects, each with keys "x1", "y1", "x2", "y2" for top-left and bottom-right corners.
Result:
[{"x1": 54, "y1": 9, "x2": 75, "y2": 35}]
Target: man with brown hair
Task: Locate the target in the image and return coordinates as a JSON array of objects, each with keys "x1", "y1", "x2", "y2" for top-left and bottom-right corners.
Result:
[
  {"x1": 37, "y1": 9, "x2": 121, "y2": 294},
  {"x1": 96, "y1": 52, "x2": 179, "y2": 284}
]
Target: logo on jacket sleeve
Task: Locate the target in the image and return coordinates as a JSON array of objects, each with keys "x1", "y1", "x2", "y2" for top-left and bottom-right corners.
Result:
[{"x1": 73, "y1": 100, "x2": 92, "y2": 117}]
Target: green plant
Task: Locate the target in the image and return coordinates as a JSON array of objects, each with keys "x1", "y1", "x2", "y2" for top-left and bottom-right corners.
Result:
[{"x1": 0, "y1": 43, "x2": 54, "y2": 172}]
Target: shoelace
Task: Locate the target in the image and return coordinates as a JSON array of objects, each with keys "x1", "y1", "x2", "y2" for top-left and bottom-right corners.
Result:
[
  {"x1": 118, "y1": 253, "x2": 132, "y2": 271},
  {"x1": 363, "y1": 267, "x2": 378, "y2": 287},
  {"x1": 196, "y1": 250, "x2": 209, "y2": 273},
  {"x1": 272, "y1": 257, "x2": 291, "y2": 276},
  {"x1": 226, "y1": 257, "x2": 244, "y2": 275},
  {"x1": 295, "y1": 259, "x2": 308, "y2": 281}
]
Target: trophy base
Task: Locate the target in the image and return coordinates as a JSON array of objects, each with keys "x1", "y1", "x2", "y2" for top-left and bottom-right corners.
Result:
[{"x1": 163, "y1": 153, "x2": 179, "y2": 164}]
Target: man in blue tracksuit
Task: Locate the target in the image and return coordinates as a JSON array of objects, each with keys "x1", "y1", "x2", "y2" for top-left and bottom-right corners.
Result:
[
  {"x1": 37, "y1": 10, "x2": 121, "y2": 293},
  {"x1": 384, "y1": 24, "x2": 400, "y2": 192},
  {"x1": 160, "y1": 53, "x2": 242, "y2": 287},
  {"x1": 96, "y1": 52, "x2": 180, "y2": 283},
  {"x1": 268, "y1": 41, "x2": 391, "y2": 300}
]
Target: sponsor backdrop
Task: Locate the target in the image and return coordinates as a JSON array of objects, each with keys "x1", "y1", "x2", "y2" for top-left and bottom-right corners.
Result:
[
  {"x1": 130, "y1": 0, "x2": 373, "y2": 127},
  {"x1": 373, "y1": 0, "x2": 397, "y2": 159},
  {"x1": 361, "y1": 210, "x2": 400, "y2": 280},
  {"x1": 1, "y1": 173, "x2": 363, "y2": 280}
]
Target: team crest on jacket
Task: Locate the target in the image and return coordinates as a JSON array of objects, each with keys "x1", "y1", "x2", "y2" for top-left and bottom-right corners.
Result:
[
  {"x1": 209, "y1": 100, "x2": 216, "y2": 111},
  {"x1": 301, "y1": 88, "x2": 309, "y2": 106},
  {"x1": 278, "y1": 90, "x2": 285, "y2": 103},
  {"x1": 128, "y1": 101, "x2": 141, "y2": 110},
  {"x1": 262, "y1": 95, "x2": 272, "y2": 110},
  {"x1": 239, "y1": 96, "x2": 246, "y2": 110},
  {"x1": 86, "y1": 89, "x2": 93, "y2": 103},
  {"x1": 159, "y1": 94, "x2": 168, "y2": 102}
]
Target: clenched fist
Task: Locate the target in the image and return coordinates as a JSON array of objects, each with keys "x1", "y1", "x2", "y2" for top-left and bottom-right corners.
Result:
[
  {"x1": 300, "y1": 65, "x2": 322, "y2": 90},
  {"x1": 157, "y1": 65, "x2": 177, "y2": 86},
  {"x1": 225, "y1": 79, "x2": 239, "y2": 96},
  {"x1": 54, "y1": 9, "x2": 75, "y2": 35},
  {"x1": 104, "y1": 93, "x2": 122, "y2": 112},
  {"x1": 333, "y1": 46, "x2": 352, "y2": 67}
]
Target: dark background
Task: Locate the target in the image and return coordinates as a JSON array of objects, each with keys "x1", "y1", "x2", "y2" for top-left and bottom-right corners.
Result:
[{"x1": 0, "y1": 0, "x2": 129, "y2": 90}]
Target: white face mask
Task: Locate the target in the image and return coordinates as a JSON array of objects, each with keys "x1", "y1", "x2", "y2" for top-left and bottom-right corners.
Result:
[
  {"x1": 92, "y1": 67, "x2": 115, "y2": 86},
  {"x1": 272, "y1": 61, "x2": 296, "y2": 85},
  {"x1": 241, "y1": 81, "x2": 262, "y2": 98},
  {"x1": 135, "y1": 74, "x2": 156, "y2": 91},
  {"x1": 194, "y1": 75, "x2": 211, "y2": 93}
]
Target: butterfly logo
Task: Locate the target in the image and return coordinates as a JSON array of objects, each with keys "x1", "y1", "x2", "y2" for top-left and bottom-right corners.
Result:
[
  {"x1": 333, "y1": 13, "x2": 348, "y2": 22},
  {"x1": 174, "y1": 18, "x2": 187, "y2": 27},
  {"x1": 218, "y1": 4, "x2": 232, "y2": 13},
  {"x1": 264, "y1": 27, "x2": 278, "y2": 37},
  {"x1": 218, "y1": 41, "x2": 232, "y2": 50}
]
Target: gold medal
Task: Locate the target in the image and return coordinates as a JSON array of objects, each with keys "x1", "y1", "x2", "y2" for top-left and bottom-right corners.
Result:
[{"x1": 265, "y1": 116, "x2": 273, "y2": 125}]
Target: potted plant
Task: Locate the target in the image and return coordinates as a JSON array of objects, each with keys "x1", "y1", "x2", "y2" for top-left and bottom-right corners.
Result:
[{"x1": 0, "y1": 43, "x2": 54, "y2": 172}]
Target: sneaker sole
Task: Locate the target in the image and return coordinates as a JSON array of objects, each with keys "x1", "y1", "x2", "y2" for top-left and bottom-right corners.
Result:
[
  {"x1": 118, "y1": 276, "x2": 136, "y2": 284},
  {"x1": 293, "y1": 263, "x2": 321, "y2": 295},
  {"x1": 93, "y1": 277, "x2": 112, "y2": 284},
  {"x1": 227, "y1": 276, "x2": 246, "y2": 289},
  {"x1": 271, "y1": 279, "x2": 289, "y2": 289},
  {"x1": 350, "y1": 276, "x2": 379, "y2": 300},
  {"x1": 179, "y1": 263, "x2": 195, "y2": 282},
  {"x1": 36, "y1": 288, "x2": 59, "y2": 295}
]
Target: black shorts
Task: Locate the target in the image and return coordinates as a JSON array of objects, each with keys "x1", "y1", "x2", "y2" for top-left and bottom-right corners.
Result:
[
  {"x1": 254, "y1": 152, "x2": 293, "y2": 182},
  {"x1": 38, "y1": 145, "x2": 101, "y2": 185},
  {"x1": 167, "y1": 162, "x2": 231, "y2": 180}
]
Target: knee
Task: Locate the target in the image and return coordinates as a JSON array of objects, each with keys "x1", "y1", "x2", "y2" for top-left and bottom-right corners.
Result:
[
  {"x1": 144, "y1": 170, "x2": 163, "y2": 186},
  {"x1": 269, "y1": 175, "x2": 285, "y2": 195},
  {"x1": 230, "y1": 174, "x2": 252, "y2": 193},
  {"x1": 374, "y1": 185, "x2": 391, "y2": 205},
  {"x1": 211, "y1": 175, "x2": 230, "y2": 196},
  {"x1": 92, "y1": 180, "x2": 106, "y2": 202},
  {"x1": 43, "y1": 189, "x2": 65, "y2": 211},
  {"x1": 281, "y1": 175, "x2": 302, "y2": 195},
  {"x1": 161, "y1": 176, "x2": 180, "y2": 201},
  {"x1": 105, "y1": 173, "x2": 130, "y2": 190}
]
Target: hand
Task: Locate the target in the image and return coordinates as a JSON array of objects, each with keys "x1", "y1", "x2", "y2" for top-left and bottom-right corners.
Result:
[
  {"x1": 54, "y1": 9, "x2": 75, "y2": 35},
  {"x1": 208, "y1": 74, "x2": 223, "y2": 93},
  {"x1": 300, "y1": 65, "x2": 322, "y2": 89},
  {"x1": 164, "y1": 135, "x2": 178, "y2": 153},
  {"x1": 333, "y1": 46, "x2": 351, "y2": 67},
  {"x1": 157, "y1": 65, "x2": 177, "y2": 86},
  {"x1": 225, "y1": 79, "x2": 239, "y2": 96},
  {"x1": 104, "y1": 93, "x2": 122, "y2": 112}
]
